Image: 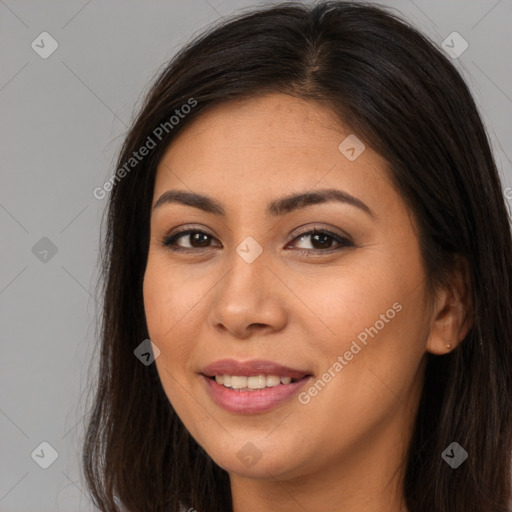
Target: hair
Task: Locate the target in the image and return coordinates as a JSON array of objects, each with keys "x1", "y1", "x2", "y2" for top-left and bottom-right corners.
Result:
[{"x1": 82, "y1": 1, "x2": 512, "y2": 511}]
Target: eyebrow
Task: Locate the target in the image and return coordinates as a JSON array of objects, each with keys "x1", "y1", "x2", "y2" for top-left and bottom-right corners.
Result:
[{"x1": 152, "y1": 188, "x2": 375, "y2": 218}]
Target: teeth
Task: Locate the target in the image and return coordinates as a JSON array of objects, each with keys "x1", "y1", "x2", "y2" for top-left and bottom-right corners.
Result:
[
  {"x1": 248, "y1": 375, "x2": 266, "y2": 389},
  {"x1": 231, "y1": 376, "x2": 247, "y2": 389},
  {"x1": 266, "y1": 375, "x2": 280, "y2": 387},
  {"x1": 213, "y1": 374, "x2": 295, "y2": 390}
]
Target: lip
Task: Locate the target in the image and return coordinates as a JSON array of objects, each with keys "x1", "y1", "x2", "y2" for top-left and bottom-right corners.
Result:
[
  {"x1": 200, "y1": 359, "x2": 313, "y2": 414},
  {"x1": 201, "y1": 359, "x2": 310, "y2": 380}
]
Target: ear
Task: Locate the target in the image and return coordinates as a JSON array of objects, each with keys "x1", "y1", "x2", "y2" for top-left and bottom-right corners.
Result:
[{"x1": 426, "y1": 255, "x2": 473, "y2": 355}]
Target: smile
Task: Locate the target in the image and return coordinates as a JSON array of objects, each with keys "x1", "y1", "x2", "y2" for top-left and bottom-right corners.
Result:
[
  {"x1": 200, "y1": 359, "x2": 313, "y2": 414},
  {"x1": 212, "y1": 374, "x2": 296, "y2": 390}
]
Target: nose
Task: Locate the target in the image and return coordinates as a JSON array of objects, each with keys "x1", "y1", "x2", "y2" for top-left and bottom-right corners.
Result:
[{"x1": 208, "y1": 246, "x2": 288, "y2": 339}]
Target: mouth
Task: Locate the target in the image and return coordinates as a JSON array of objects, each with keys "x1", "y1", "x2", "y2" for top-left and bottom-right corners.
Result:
[
  {"x1": 200, "y1": 359, "x2": 313, "y2": 414},
  {"x1": 204, "y1": 373, "x2": 305, "y2": 390}
]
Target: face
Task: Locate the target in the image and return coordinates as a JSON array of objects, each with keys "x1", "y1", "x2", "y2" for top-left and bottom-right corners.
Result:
[{"x1": 143, "y1": 93, "x2": 433, "y2": 483}]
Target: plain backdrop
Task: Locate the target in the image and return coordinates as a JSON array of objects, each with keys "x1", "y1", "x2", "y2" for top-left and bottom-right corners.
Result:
[{"x1": 1, "y1": 1, "x2": 511, "y2": 511}]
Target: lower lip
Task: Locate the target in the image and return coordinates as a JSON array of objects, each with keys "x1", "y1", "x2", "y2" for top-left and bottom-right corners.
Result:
[{"x1": 202, "y1": 375, "x2": 312, "y2": 414}]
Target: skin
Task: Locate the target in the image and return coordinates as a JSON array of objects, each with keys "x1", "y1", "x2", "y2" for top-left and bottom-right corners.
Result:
[{"x1": 143, "y1": 93, "x2": 470, "y2": 512}]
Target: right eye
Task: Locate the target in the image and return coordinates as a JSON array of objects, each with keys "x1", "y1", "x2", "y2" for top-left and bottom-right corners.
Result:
[{"x1": 161, "y1": 229, "x2": 221, "y2": 252}]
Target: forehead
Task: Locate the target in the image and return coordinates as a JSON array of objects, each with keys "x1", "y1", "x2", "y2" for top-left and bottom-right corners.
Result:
[
  {"x1": 169, "y1": 93, "x2": 343, "y2": 154},
  {"x1": 154, "y1": 93, "x2": 388, "y2": 193},
  {"x1": 150, "y1": 93, "x2": 418, "y2": 247}
]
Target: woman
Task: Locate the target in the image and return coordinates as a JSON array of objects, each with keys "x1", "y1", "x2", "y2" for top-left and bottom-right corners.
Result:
[{"x1": 82, "y1": 1, "x2": 512, "y2": 511}]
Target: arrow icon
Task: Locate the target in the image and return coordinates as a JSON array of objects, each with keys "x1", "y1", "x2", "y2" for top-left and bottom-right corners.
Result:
[
  {"x1": 236, "y1": 237, "x2": 262, "y2": 263},
  {"x1": 441, "y1": 32, "x2": 468, "y2": 59},
  {"x1": 237, "y1": 441, "x2": 262, "y2": 467},
  {"x1": 32, "y1": 237, "x2": 58, "y2": 262},
  {"x1": 441, "y1": 441, "x2": 468, "y2": 468},
  {"x1": 134, "y1": 339, "x2": 160, "y2": 365},
  {"x1": 339, "y1": 134, "x2": 365, "y2": 161},
  {"x1": 31, "y1": 441, "x2": 59, "y2": 468},
  {"x1": 31, "y1": 32, "x2": 59, "y2": 59}
]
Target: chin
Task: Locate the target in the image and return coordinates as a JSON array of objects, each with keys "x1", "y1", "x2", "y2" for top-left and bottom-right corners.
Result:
[{"x1": 204, "y1": 439, "x2": 307, "y2": 480}]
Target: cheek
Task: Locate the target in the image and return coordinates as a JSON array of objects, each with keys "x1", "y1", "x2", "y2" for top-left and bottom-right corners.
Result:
[
  {"x1": 142, "y1": 258, "x2": 198, "y2": 395},
  {"x1": 143, "y1": 255, "x2": 204, "y2": 343},
  {"x1": 293, "y1": 257, "x2": 413, "y2": 357},
  {"x1": 142, "y1": 258, "x2": 205, "y2": 429},
  {"x1": 293, "y1": 251, "x2": 428, "y2": 411},
  {"x1": 288, "y1": 299, "x2": 426, "y2": 473}
]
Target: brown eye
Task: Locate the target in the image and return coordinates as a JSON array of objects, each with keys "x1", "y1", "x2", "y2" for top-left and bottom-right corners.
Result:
[
  {"x1": 289, "y1": 228, "x2": 353, "y2": 254},
  {"x1": 162, "y1": 227, "x2": 352, "y2": 255},
  {"x1": 162, "y1": 230, "x2": 219, "y2": 251}
]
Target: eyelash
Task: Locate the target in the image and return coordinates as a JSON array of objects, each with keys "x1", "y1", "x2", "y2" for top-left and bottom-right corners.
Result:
[{"x1": 160, "y1": 227, "x2": 353, "y2": 256}]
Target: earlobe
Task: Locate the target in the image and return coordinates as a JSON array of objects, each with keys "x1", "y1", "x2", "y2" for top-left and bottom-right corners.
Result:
[{"x1": 425, "y1": 256, "x2": 473, "y2": 355}]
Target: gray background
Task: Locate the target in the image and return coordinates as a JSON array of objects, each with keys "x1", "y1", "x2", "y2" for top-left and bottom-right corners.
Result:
[{"x1": 1, "y1": 1, "x2": 511, "y2": 511}]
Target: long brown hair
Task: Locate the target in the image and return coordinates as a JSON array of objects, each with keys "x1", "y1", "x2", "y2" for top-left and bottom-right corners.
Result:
[{"x1": 82, "y1": 2, "x2": 512, "y2": 511}]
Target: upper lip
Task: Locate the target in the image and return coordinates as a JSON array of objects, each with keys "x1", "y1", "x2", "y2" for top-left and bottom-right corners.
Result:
[{"x1": 201, "y1": 359, "x2": 312, "y2": 379}]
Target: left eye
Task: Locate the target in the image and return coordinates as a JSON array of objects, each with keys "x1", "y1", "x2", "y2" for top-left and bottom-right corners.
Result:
[
  {"x1": 292, "y1": 229, "x2": 352, "y2": 252},
  {"x1": 161, "y1": 228, "x2": 352, "y2": 253}
]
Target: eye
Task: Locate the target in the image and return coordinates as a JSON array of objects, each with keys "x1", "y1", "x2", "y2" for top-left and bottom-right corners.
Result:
[
  {"x1": 287, "y1": 227, "x2": 353, "y2": 255},
  {"x1": 162, "y1": 229, "x2": 219, "y2": 251},
  {"x1": 161, "y1": 227, "x2": 353, "y2": 254}
]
